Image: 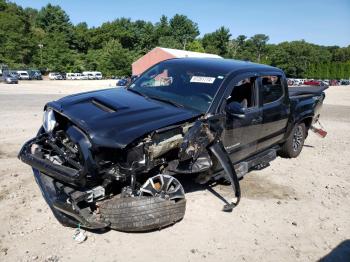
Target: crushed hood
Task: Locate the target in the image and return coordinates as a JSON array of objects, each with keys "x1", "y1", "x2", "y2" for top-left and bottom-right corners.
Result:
[{"x1": 47, "y1": 88, "x2": 199, "y2": 148}]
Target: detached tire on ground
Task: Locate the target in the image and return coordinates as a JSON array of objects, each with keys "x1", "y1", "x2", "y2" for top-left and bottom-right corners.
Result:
[
  {"x1": 99, "y1": 196, "x2": 186, "y2": 232},
  {"x1": 279, "y1": 123, "x2": 306, "y2": 158}
]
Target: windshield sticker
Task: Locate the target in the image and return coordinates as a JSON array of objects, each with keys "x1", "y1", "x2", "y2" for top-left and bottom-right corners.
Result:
[{"x1": 190, "y1": 76, "x2": 216, "y2": 84}]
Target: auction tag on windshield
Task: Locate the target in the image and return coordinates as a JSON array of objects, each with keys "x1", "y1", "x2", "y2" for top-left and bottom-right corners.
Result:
[{"x1": 190, "y1": 76, "x2": 216, "y2": 84}]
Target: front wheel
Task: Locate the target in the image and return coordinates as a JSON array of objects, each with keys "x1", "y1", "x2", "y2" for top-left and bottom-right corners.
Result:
[
  {"x1": 279, "y1": 123, "x2": 306, "y2": 158},
  {"x1": 100, "y1": 174, "x2": 186, "y2": 232}
]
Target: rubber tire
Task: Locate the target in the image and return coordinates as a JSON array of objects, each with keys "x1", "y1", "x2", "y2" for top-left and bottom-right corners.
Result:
[
  {"x1": 279, "y1": 123, "x2": 306, "y2": 158},
  {"x1": 99, "y1": 196, "x2": 186, "y2": 232}
]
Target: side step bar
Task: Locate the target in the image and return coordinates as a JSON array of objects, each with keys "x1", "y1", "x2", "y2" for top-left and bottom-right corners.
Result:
[{"x1": 214, "y1": 148, "x2": 278, "y2": 180}]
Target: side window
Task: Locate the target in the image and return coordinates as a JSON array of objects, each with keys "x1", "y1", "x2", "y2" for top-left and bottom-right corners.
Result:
[
  {"x1": 227, "y1": 77, "x2": 257, "y2": 108},
  {"x1": 261, "y1": 76, "x2": 283, "y2": 104}
]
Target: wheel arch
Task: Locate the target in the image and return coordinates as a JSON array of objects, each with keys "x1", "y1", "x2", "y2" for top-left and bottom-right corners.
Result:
[{"x1": 300, "y1": 116, "x2": 313, "y2": 130}]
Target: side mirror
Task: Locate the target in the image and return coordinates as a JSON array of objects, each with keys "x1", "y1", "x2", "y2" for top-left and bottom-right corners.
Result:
[{"x1": 225, "y1": 101, "x2": 246, "y2": 118}]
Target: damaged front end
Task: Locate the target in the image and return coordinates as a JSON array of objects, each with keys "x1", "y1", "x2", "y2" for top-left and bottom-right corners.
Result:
[{"x1": 19, "y1": 106, "x2": 240, "y2": 230}]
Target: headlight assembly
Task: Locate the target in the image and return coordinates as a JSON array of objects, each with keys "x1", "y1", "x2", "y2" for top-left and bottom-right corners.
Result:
[{"x1": 43, "y1": 109, "x2": 56, "y2": 133}]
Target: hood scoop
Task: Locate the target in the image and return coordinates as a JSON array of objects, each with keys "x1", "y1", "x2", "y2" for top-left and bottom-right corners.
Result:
[{"x1": 91, "y1": 98, "x2": 117, "y2": 113}]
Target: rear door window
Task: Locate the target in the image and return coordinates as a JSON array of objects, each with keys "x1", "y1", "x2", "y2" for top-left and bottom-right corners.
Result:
[{"x1": 261, "y1": 76, "x2": 284, "y2": 104}]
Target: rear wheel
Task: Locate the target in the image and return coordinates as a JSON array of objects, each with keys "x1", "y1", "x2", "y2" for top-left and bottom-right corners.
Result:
[{"x1": 279, "y1": 123, "x2": 306, "y2": 158}]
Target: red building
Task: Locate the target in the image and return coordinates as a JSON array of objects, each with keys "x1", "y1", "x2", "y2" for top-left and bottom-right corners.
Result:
[{"x1": 132, "y1": 47, "x2": 222, "y2": 75}]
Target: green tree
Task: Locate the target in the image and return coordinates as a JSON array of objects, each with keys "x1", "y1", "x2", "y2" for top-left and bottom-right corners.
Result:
[
  {"x1": 97, "y1": 39, "x2": 136, "y2": 77},
  {"x1": 72, "y1": 22, "x2": 90, "y2": 53},
  {"x1": 202, "y1": 26, "x2": 231, "y2": 57},
  {"x1": 249, "y1": 34, "x2": 269, "y2": 62},
  {"x1": 169, "y1": 14, "x2": 199, "y2": 49},
  {"x1": 133, "y1": 20, "x2": 156, "y2": 53},
  {"x1": 154, "y1": 15, "x2": 170, "y2": 40},
  {"x1": 40, "y1": 32, "x2": 75, "y2": 71},
  {"x1": 158, "y1": 36, "x2": 182, "y2": 49},
  {"x1": 0, "y1": 1, "x2": 34, "y2": 67},
  {"x1": 36, "y1": 4, "x2": 72, "y2": 34},
  {"x1": 270, "y1": 40, "x2": 330, "y2": 78},
  {"x1": 187, "y1": 40, "x2": 205, "y2": 53}
]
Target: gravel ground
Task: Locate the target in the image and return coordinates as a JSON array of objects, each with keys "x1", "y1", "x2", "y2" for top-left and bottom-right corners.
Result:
[{"x1": 0, "y1": 80, "x2": 349, "y2": 262}]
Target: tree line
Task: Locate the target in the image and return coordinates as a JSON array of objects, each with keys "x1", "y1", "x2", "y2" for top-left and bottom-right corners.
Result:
[{"x1": 1, "y1": 0, "x2": 349, "y2": 79}]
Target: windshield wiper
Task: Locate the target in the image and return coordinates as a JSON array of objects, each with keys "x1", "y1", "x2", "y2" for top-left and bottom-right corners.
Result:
[
  {"x1": 148, "y1": 95, "x2": 184, "y2": 108},
  {"x1": 127, "y1": 88, "x2": 148, "y2": 98}
]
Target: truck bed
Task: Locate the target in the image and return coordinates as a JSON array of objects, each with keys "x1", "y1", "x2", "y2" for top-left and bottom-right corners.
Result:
[{"x1": 288, "y1": 85, "x2": 328, "y2": 97}]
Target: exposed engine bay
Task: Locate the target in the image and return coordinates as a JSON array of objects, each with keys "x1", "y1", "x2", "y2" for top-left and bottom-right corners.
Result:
[{"x1": 19, "y1": 109, "x2": 240, "y2": 230}]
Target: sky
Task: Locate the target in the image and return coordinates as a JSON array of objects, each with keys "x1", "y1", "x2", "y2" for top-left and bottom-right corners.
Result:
[{"x1": 12, "y1": 0, "x2": 350, "y2": 47}]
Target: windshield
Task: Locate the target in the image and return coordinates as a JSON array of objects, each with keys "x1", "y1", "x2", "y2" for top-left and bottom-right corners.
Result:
[{"x1": 129, "y1": 60, "x2": 227, "y2": 113}]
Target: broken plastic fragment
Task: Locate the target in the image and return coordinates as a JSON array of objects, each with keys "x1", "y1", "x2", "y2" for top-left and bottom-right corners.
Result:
[{"x1": 73, "y1": 225, "x2": 87, "y2": 243}]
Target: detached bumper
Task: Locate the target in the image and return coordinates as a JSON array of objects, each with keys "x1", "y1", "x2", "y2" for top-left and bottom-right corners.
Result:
[
  {"x1": 18, "y1": 137, "x2": 83, "y2": 186},
  {"x1": 32, "y1": 168, "x2": 109, "y2": 229},
  {"x1": 19, "y1": 137, "x2": 109, "y2": 229}
]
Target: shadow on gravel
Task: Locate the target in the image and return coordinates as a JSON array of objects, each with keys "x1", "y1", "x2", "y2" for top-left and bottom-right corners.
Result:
[
  {"x1": 304, "y1": 144, "x2": 315, "y2": 148},
  {"x1": 241, "y1": 174, "x2": 296, "y2": 200},
  {"x1": 176, "y1": 172, "x2": 296, "y2": 203}
]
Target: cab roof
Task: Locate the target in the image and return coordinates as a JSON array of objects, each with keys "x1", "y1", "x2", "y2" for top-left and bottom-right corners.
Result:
[{"x1": 163, "y1": 57, "x2": 282, "y2": 75}]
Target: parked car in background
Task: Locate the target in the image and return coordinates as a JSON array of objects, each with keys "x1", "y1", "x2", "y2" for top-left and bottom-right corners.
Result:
[
  {"x1": 28, "y1": 70, "x2": 43, "y2": 80},
  {"x1": 323, "y1": 79, "x2": 330, "y2": 86},
  {"x1": 116, "y1": 78, "x2": 129, "y2": 86},
  {"x1": 82, "y1": 72, "x2": 95, "y2": 80},
  {"x1": 294, "y1": 79, "x2": 304, "y2": 85},
  {"x1": 65, "y1": 73, "x2": 88, "y2": 80},
  {"x1": 94, "y1": 71, "x2": 103, "y2": 80},
  {"x1": 130, "y1": 75, "x2": 139, "y2": 82},
  {"x1": 49, "y1": 72, "x2": 63, "y2": 80},
  {"x1": 340, "y1": 79, "x2": 350, "y2": 85},
  {"x1": 330, "y1": 80, "x2": 338, "y2": 86},
  {"x1": 287, "y1": 78, "x2": 294, "y2": 86},
  {"x1": 0, "y1": 64, "x2": 9, "y2": 76},
  {"x1": 9, "y1": 71, "x2": 19, "y2": 78},
  {"x1": 304, "y1": 80, "x2": 321, "y2": 86},
  {"x1": 17, "y1": 70, "x2": 30, "y2": 80},
  {"x1": 82, "y1": 71, "x2": 103, "y2": 80},
  {"x1": 0, "y1": 71, "x2": 18, "y2": 84},
  {"x1": 75, "y1": 73, "x2": 88, "y2": 80},
  {"x1": 66, "y1": 73, "x2": 76, "y2": 80},
  {"x1": 59, "y1": 72, "x2": 67, "y2": 80}
]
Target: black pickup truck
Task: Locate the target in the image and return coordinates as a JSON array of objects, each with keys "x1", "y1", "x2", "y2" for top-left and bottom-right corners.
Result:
[{"x1": 19, "y1": 58, "x2": 326, "y2": 232}]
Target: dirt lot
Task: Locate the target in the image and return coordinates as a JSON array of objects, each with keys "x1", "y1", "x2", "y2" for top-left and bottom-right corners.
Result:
[{"x1": 0, "y1": 80, "x2": 349, "y2": 262}]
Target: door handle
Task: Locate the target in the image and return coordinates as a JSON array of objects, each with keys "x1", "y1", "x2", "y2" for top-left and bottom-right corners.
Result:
[{"x1": 251, "y1": 116, "x2": 262, "y2": 124}]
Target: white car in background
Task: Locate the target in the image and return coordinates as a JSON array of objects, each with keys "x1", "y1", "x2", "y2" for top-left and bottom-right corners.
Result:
[
  {"x1": 82, "y1": 71, "x2": 103, "y2": 80},
  {"x1": 66, "y1": 73, "x2": 77, "y2": 80},
  {"x1": 83, "y1": 72, "x2": 95, "y2": 80},
  {"x1": 49, "y1": 72, "x2": 63, "y2": 80},
  {"x1": 75, "y1": 73, "x2": 88, "y2": 80},
  {"x1": 94, "y1": 71, "x2": 103, "y2": 80},
  {"x1": 17, "y1": 70, "x2": 30, "y2": 80}
]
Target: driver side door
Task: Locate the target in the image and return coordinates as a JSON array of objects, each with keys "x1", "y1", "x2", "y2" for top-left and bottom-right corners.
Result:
[{"x1": 221, "y1": 75, "x2": 263, "y2": 164}]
